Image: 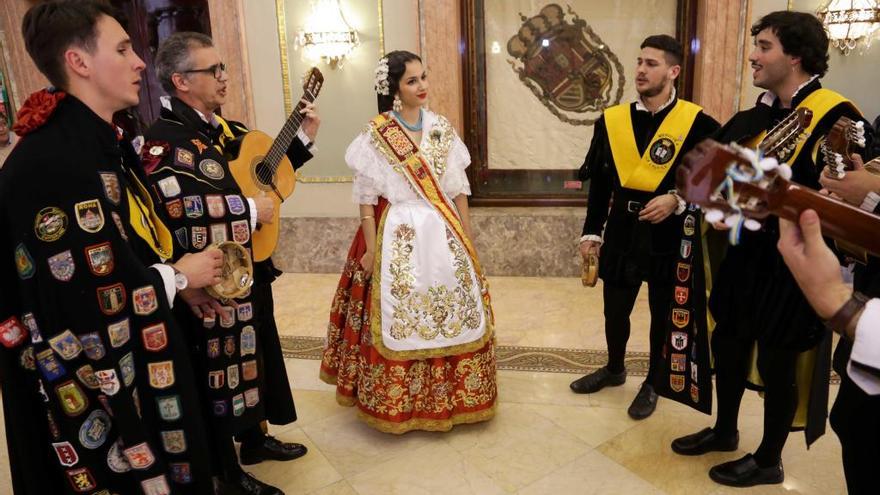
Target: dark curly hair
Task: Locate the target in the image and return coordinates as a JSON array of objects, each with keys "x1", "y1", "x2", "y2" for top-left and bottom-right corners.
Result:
[
  {"x1": 640, "y1": 34, "x2": 683, "y2": 66},
  {"x1": 751, "y1": 11, "x2": 829, "y2": 77},
  {"x1": 377, "y1": 50, "x2": 422, "y2": 113}
]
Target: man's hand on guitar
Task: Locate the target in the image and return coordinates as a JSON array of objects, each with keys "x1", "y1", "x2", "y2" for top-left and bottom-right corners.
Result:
[
  {"x1": 819, "y1": 153, "x2": 880, "y2": 206},
  {"x1": 173, "y1": 249, "x2": 223, "y2": 289},
  {"x1": 300, "y1": 100, "x2": 321, "y2": 143},
  {"x1": 251, "y1": 194, "x2": 276, "y2": 225}
]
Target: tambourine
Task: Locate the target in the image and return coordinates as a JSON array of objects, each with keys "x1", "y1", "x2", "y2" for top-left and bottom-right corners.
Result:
[
  {"x1": 581, "y1": 253, "x2": 599, "y2": 287},
  {"x1": 204, "y1": 241, "x2": 254, "y2": 300}
]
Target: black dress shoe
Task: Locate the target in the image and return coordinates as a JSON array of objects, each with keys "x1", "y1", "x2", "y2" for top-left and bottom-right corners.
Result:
[
  {"x1": 671, "y1": 427, "x2": 739, "y2": 456},
  {"x1": 569, "y1": 367, "x2": 626, "y2": 394},
  {"x1": 233, "y1": 472, "x2": 284, "y2": 495},
  {"x1": 709, "y1": 454, "x2": 784, "y2": 487},
  {"x1": 239, "y1": 435, "x2": 308, "y2": 465},
  {"x1": 627, "y1": 382, "x2": 658, "y2": 420}
]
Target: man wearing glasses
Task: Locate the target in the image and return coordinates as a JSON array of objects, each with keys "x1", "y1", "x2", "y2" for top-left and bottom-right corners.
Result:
[{"x1": 142, "y1": 32, "x2": 320, "y2": 495}]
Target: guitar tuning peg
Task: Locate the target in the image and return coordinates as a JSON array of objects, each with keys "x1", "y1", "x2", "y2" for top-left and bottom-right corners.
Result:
[
  {"x1": 743, "y1": 218, "x2": 761, "y2": 231},
  {"x1": 705, "y1": 208, "x2": 724, "y2": 223},
  {"x1": 777, "y1": 164, "x2": 792, "y2": 180}
]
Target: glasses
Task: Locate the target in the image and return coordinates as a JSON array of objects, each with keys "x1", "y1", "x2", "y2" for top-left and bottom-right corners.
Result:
[{"x1": 182, "y1": 62, "x2": 227, "y2": 80}]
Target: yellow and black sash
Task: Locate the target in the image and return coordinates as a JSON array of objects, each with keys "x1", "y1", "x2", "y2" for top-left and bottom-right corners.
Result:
[
  {"x1": 605, "y1": 100, "x2": 703, "y2": 192},
  {"x1": 126, "y1": 173, "x2": 173, "y2": 260},
  {"x1": 367, "y1": 113, "x2": 494, "y2": 325},
  {"x1": 742, "y1": 88, "x2": 857, "y2": 164}
]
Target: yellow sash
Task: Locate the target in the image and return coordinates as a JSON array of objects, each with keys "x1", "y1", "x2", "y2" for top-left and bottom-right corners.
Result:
[
  {"x1": 126, "y1": 174, "x2": 173, "y2": 260},
  {"x1": 742, "y1": 88, "x2": 856, "y2": 164},
  {"x1": 367, "y1": 113, "x2": 494, "y2": 326},
  {"x1": 605, "y1": 99, "x2": 703, "y2": 192}
]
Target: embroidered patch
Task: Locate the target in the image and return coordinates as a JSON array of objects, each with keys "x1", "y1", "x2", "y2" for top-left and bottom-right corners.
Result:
[
  {"x1": 242, "y1": 360, "x2": 258, "y2": 381},
  {"x1": 213, "y1": 399, "x2": 228, "y2": 417},
  {"x1": 15, "y1": 243, "x2": 35, "y2": 279},
  {"x1": 160, "y1": 430, "x2": 187, "y2": 454},
  {"x1": 690, "y1": 383, "x2": 699, "y2": 403},
  {"x1": 676, "y1": 262, "x2": 691, "y2": 283},
  {"x1": 75, "y1": 200, "x2": 104, "y2": 233},
  {"x1": 219, "y1": 306, "x2": 235, "y2": 328},
  {"x1": 20, "y1": 346, "x2": 36, "y2": 371},
  {"x1": 23, "y1": 313, "x2": 42, "y2": 343},
  {"x1": 206, "y1": 194, "x2": 225, "y2": 218},
  {"x1": 680, "y1": 239, "x2": 692, "y2": 259},
  {"x1": 671, "y1": 353, "x2": 687, "y2": 372},
  {"x1": 683, "y1": 214, "x2": 696, "y2": 236},
  {"x1": 225, "y1": 194, "x2": 246, "y2": 215},
  {"x1": 53, "y1": 441, "x2": 79, "y2": 467},
  {"x1": 157, "y1": 176, "x2": 181, "y2": 198},
  {"x1": 670, "y1": 374, "x2": 685, "y2": 392},
  {"x1": 227, "y1": 364, "x2": 240, "y2": 389},
  {"x1": 191, "y1": 226, "x2": 208, "y2": 250},
  {"x1": 94, "y1": 368, "x2": 121, "y2": 395},
  {"x1": 208, "y1": 370, "x2": 225, "y2": 389},
  {"x1": 210, "y1": 223, "x2": 227, "y2": 243},
  {"x1": 142, "y1": 323, "x2": 168, "y2": 352},
  {"x1": 119, "y1": 351, "x2": 135, "y2": 387},
  {"x1": 191, "y1": 139, "x2": 208, "y2": 154},
  {"x1": 671, "y1": 331, "x2": 688, "y2": 351},
  {"x1": 107, "y1": 318, "x2": 131, "y2": 348},
  {"x1": 207, "y1": 338, "x2": 220, "y2": 358},
  {"x1": 244, "y1": 387, "x2": 259, "y2": 408},
  {"x1": 111, "y1": 211, "x2": 128, "y2": 241},
  {"x1": 79, "y1": 409, "x2": 111, "y2": 449},
  {"x1": 691, "y1": 362, "x2": 698, "y2": 381},
  {"x1": 199, "y1": 158, "x2": 225, "y2": 180},
  {"x1": 34, "y1": 207, "x2": 68, "y2": 242},
  {"x1": 173, "y1": 148, "x2": 194, "y2": 169},
  {"x1": 76, "y1": 364, "x2": 100, "y2": 390},
  {"x1": 674, "y1": 286, "x2": 689, "y2": 305},
  {"x1": 223, "y1": 335, "x2": 236, "y2": 357},
  {"x1": 132, "y1": 286, "x2": 158, "y2": 316},
  {"x1": 85, "y1": 242, "x2": 114, "y2": 276},
  {"x1": 48, "y1": 329, "x2": 83, "y2": 360},
  {"x1": 99, "y1": 172, "x2": 121, "y2": 205},
  {"x1": 141, "y1": 474, "x2": 170, "y2": 495},
  {"x1": 231, "y1": 219, "x2": 250, "y2": 244},
  {"x1": 66, "y1": 466, "x2": 96, "y2": 492},
  {"x1": 672, "y1": 308, "x2": 690, "y2": 329},
  {"x1": 123, "y1": 442, "x2": 155, "y2": 470},
  {"x1": 165, "y1": 199, "x2": 183, "y2": 219},
  {"x1": 649, "y1": 137, "x2": 676, "y2": 165},
  {"x1": 55, "y1": 380, "x2": 89, "y2": 416},
  {"x1": 37, "y1": 348, "x2": 66, "y2": 381},
  {"x1": 170, "y1": 462, "x2": 192, "y2": 484},
  {"x1": 237, "y1": 303, "x2": 253, "y2": 322},
  {"x1": 232, "y1": 394, "x2": 245, "y2": 417},
  {"x1": 240, "y1": 326, "x2": 256, "y2": 356},
  {"x1": 183, "y1": 195, "x2": 204, "y2": 218},
  {"x1": 97, "y1": 283, "x2": 126, "y2": 315},
  {"x1": 203, "y1": 314, "x2": 216, "y2": 329},
  {"x1": 79, "y1": 332, "x2": 106, "y2": 360},
  {"x1": 156, "y1": 395, "x2": 182, "y2": 421},
  {"x1": 174, "y1": 227, "x2": 188, "y2": 249},
  {"x1": 148, "y1": 361, "x2": 175, "y2": 389},
  {"x1": 48, "y1": 250, "x2": 76, "y2": 281},
  {"x1": 107, "y1": 438, "x2": 131, "y2": 473},
  {"x1": 0, "y1": 317, "x2": 29, "y2": 348}
]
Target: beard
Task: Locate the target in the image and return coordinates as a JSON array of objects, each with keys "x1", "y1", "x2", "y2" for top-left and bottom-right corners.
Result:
[{"x1": 637, "y1": 76, "x2": 669, "y2": 98}]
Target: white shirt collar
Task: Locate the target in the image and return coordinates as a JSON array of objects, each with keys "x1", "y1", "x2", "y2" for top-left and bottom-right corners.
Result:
[
  {"x1": 635, "y1": 87, "x2": 677, "y2": 114},
  {"x1": 759, "y1": 75, "x2": 820, "y2": 107},
  {"x1": 160, "y1": 95, "x2": 221, "y2": 128}
]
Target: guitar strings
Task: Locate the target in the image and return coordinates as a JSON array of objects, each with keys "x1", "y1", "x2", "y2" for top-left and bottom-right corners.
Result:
[{"x1": 255, "y1": 88, "x2": 321, "y2": 184}]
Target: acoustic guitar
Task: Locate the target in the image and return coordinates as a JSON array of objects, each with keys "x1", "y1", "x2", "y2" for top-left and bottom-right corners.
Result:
[
  {"x1": 229, "y1": 67, "x2": 324, "y2": 261},
  {"x1": 820, "y1": 116, "x2": 866, "y2": 179},
  {"x1": 677, "y1": 140, "x2": 880, "y2": 258}
]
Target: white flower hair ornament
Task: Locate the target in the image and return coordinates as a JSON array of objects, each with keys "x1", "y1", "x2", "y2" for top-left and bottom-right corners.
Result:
[{"x1": 374, "y1": 57, "x2": 390, "y2": 96}]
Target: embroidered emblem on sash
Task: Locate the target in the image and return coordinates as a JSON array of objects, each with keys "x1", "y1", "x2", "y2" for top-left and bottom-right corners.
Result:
[
  {"x1": 55, "y1": 380, "x2": 89, "y2": 416},
  {"x1": 75, "y1": 364, "x2": 99, "y2": 390},
  {"x1": 683, "y1": 214, "x2": 696, "y2": 236},
  {"x1": 49, "y1": 330, "x2": 83, "y2": 360},
  {"x1": 100, "y1": 172, "x2": 121, "y2": 205},
  {"x1": 174, "y1": 148, "x2": 195, "y2": 169},
  {"x1": 22, "y1": 313, "x2": 41, "y2": 343},
  {"x1": 671, "y1": 353, "x2": 686, "y2": 372},
  {"x1": 690, "y1": 383, "x2": 699, "y2": 403},
  {"x1": 161, "y1": 430, "x2": 187, "y2": 454},
  {"x1": 227, "y1": 364, "x2": 240, "y2": 389},
  {"x1": 649, "y1": 137, "x2": 676, "y2": 165},
  {"x1": 66, "y1": 467, "x2": 97, "y2": 492},
  {"x1": 0, "y1": 317, "x2": 28, "y2": 348},
  {"x1": 35, "y1": 207, "x2": 68, "y2": 242},
  {"x1": 244, "y1": 387, "x2": 260, "y2": 408},
  {"x1": 107, "y1": 318, "x2": 131, "y2": 348},
  {"x1": 192, "y1": 226, "x2": 208, "y2": 249},
  {"x1": 75, "y1": 200, "x2": 104, "y2": 233},
  {"x1": 224, "y1": 335, "x2": 236, "y2": 356},
  {"x1": 242, "y1": 359, "x2": 258, "y2": 381},
  {"x1": 671, "y1": 331, "x2": 688, "y2": 351},
  {"x1": 174, "y1": 227, "x2": 188, "y2": 249},
  {"x1": 672, "y1": 308, "x2": 690, "y2": 329},
  {"x1": 141, "y1": 475, "x2": 170, "y2": 495},
  {"x1": 85, "y1": 242, "x2": 114, "y2": 276},
  {"x1": 219, "y1": 306, "x2": 235, "y2": 328},
  {"x1": 210, "y1": 223, "x2": 227, "y2": 243},
  {"x1": 148, "y1": 361, "x2": 175, "y2": 389},
  {"x1": 119, "y1": 352, "x2": 135, "y2": 387},
  {"x1": 165, "y1": 199, "x2": 183, "y2": 219},
  {"x1": 680, "y1": 240, "x2": 692, "y2": 259},
  {"x1": 206, "y1": 195, "x2": 225, "y2": 218},
  {"x1": 191, "y1": 139, "x2": 208, "y2": 154},
  {"x1": 132, "y1": 286, "x2": 158, "y2": 316},
  {"x1": 107, "y1": 439, "x2": 131, "y2": 473},
  {"x1": 37, "y1": 348, "x2": 65, "y2": 381},
  {"x1": 80, "y1": 332, "x2": 106, "y2": 360},
  {"x1": 240, "y1": 325, "x2": 256, "y2": 356},
  {"x1": 157, "y1": 176, "x2": 181, "y2": 198},
  {"x1": 111, "y1": 211, "x2": 128, "y2": 241},
  {"x1": 670, "y1": 374, "x2": 685, "y2": 392},
  {"x1": 156, "y1": 395, "x2": 182, "y2": 421},
  {"x1": 97, "y1": 283, "x2": 126, "y2": 315},
  {"x1": 232, "y1": 394, "x2": 245, "y2": 417},
  {"x1": 142, "y1": 323, "x2": 168, "y2": 352},
  {"x1": 676, "y1": 262, "x2": 691, "y2": 283},
  {"x1": 48, "y1": 250, "x2": 76, "y2": 281},
  {"x1": 15, "y1": 243, "x2": 35, "y2": 279},
  {"x1": 79, "y1": 409, "x2": 111, "y2": 449},
  {"x1": 225, "y1": 195, "x2": 246, "y2": 215},
  {"x1": 94, "y1": 368, "x2": 121, "y2": 395},
  {"x1": 207, "y1": 338, "x2": 220, "y2": 358},
  {"x1": 231, "y1": 219, "x2": 250, "y2": 243},
  {"x1": 199, "y1": 159, "x2": 225, "y2": 180},
  {"x1": 171, "y1": 462, "x2": 192, "y2": 484},
  {"x1": 674, "y1": 286, "x2": 689, "y2": 305},
  {"x1": 53, "y1": 441, "x2": 80, "y2": 467},
  {"x1": 184, "y1": 195, "x2": 204, "y2": 218},
  {"x1": 124, "y1": 442, "x2": 156, "y2": 470}
]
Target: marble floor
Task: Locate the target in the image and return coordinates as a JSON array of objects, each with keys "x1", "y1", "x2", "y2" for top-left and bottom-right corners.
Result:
[{"x1": 0, "y1": 274, "x2": 847, "y2": 494}]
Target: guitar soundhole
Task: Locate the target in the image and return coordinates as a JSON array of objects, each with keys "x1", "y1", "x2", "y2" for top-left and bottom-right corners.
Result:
[{"x1": 253, "y1": 161, "x2": 274, "y2": 187}]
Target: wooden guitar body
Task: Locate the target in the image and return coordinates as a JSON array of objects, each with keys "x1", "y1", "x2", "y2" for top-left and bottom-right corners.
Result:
[{"x1": 228, "y1": 130, "x2": 297, "y2": 262}]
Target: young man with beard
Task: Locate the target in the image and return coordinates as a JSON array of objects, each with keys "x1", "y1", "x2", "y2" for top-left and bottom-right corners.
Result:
[
  {"x1": 671, "y1": 11, "x2": 869, "y2": 488},
  {"x1": 140, "y1": 32, "x2": 319, "y2": 495},
  {"x1": 0, "y1": 2, "x2": 226, "y2": 493},
  {"x1": 572, "y1": 35, "x2": 719, "y2": 419}
]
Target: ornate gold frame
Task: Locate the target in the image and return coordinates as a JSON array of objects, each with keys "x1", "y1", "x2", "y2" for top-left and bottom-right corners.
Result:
[{"x1": 275, "y1": 0, "x2": 388, "y2": 183}]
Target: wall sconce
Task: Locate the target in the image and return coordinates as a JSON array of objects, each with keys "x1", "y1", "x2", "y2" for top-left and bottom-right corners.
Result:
[
  {"x1": 817, "y1": 0, "x2": 880, "y2": 55},
  {"x1": 295, "y1": 0, "x2": 360, "y2": 69}
]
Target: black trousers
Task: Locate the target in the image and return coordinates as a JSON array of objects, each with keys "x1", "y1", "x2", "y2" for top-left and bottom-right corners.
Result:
[
  {"x1": 712, "y1": 330, "x2": 799, "y2": 467},
  {"x1": 603, "y1": 280, "x2": 671, "y2": 383},
  {"x1": 830, "y1": 372, "x2": 880, "y2": 494}
]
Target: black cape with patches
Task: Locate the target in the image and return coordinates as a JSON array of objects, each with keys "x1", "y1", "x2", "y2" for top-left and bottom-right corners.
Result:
[
  {"x1": 143, "y1": 97, "x2": 305, "y2": 428},
  {"x1": 0, "y1": 95, "x2": 214, "y2": 494},
  {"x1": 579, "y1": 99, "x2": 720, "y2": 286}
]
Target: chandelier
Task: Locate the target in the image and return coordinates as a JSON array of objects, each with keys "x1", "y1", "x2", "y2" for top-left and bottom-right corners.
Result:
[
  {"x1": 817, "y1": 0, "x2": 880, "y2": 55},
  {"x1": 295, "y1": 0, "x2": 360, "y2": 69}
]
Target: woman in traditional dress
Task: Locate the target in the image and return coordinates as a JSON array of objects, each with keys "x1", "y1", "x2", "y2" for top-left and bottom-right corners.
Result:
[{"x1": 320, "y1": 51, "x2": 497, "y2": 433}]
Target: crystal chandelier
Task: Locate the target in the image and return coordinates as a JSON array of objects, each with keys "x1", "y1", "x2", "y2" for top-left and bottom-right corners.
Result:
[
  {"x1": 295, "y1": 0, "x2": 360, "y2": 69},
  {"x1": 817, "y1": 0, "x2": 880, "y2": 55}
]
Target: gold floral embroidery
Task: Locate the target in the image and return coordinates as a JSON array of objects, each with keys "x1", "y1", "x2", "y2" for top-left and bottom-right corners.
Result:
[
  {"x1": 386, "y1": 224, "x2": 481, "y2": 342},
  {"x1": 419, "y1": 116, "x2": 454, "y2": 178}
]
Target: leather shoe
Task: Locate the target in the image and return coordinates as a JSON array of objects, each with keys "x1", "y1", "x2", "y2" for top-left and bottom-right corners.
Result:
[
  {"x1": 671, "y1": 427, "x2": 739, "y2": 456},
  {"x1": 709, "y1": 454, "x2": 784, "y2": 487},
  {"x1": 569, "y1": 367, "x2": 626, "y2": 394},
  {"x1": 232, "y1": 472, "x2": 284, "y2": 495},
  {"x1": 627, "y1": 382, "x2": 658, "y2": 419},
  {"x1": 240, "y1": 435, "x2": 308, "y2": 465}
]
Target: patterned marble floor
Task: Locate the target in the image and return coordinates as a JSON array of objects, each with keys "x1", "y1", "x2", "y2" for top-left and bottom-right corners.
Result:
[{"x1": 0, "y1": 274, "x2": 847, "y2": 494}]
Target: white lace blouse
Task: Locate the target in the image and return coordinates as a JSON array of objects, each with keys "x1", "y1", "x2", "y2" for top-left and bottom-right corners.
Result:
[{"x1": 346, "y1": 110, "x2": 472, "y2": 205}]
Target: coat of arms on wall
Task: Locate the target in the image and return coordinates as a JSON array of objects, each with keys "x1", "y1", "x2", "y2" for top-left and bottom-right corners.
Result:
[{"x1": 507, "y1": 4, "x2": 625, "y2": 126}]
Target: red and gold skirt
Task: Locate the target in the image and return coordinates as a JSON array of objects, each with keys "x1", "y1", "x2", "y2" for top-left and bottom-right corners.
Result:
[{"x1": 320, "y1": 199, "x2": 497, "y2": 434}]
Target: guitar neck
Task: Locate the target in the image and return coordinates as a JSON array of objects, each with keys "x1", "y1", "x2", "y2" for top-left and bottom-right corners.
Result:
[
  {"x1": 264, "y1": 89, "x2": 318, "y2": 171},
  {"x1": 773, "y1": 180, "x2": 880, "y2": 257}
]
